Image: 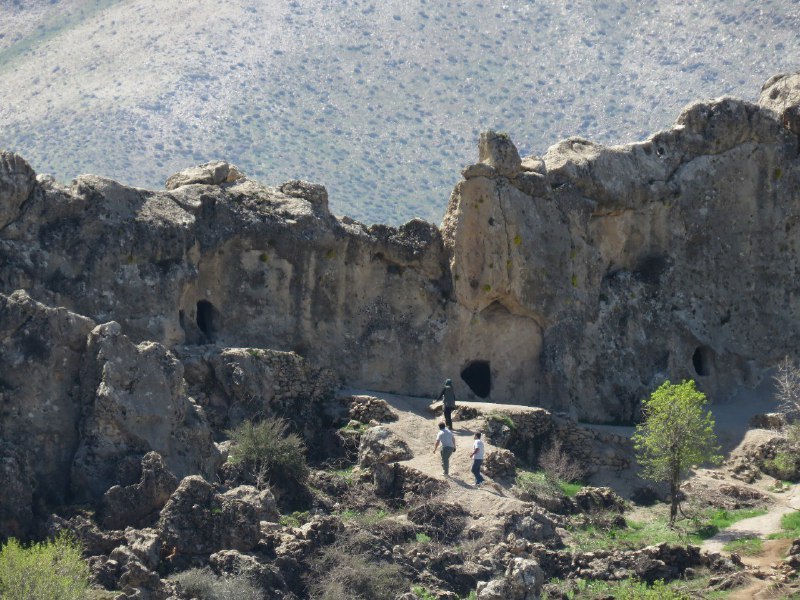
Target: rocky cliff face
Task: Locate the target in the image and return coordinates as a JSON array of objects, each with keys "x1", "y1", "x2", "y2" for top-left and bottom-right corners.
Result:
[{"x1": 2, "y1": 73, "x2": 800, "y2": 429}]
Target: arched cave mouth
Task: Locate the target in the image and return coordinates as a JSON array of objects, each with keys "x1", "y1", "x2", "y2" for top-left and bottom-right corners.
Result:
[
  {"x1": 461, "y1": 360, "x2": 491, "y2": 398},
  {"x1": 196, "y1": 300, "x2": 216, "y2": 341},
  {"x1": 692, "y1": 346, "x2": 713, "y2": 377}
]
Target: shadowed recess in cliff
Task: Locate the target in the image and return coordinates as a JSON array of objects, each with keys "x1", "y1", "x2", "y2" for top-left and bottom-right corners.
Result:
[
  {"x1": 461, "y1": 360, "x2": 491, "y2": 399},
  {"x1": 196, "y1": 300, "x2": 217, "y2": 342}
]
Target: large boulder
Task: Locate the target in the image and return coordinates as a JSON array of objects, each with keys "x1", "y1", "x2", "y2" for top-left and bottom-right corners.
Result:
[
  {"x1": 759, "y1": 72, "x2": 800, "y2": 135},
  {"x1": 177, "y1": 345, "x2": 338, "y2": 432},
  {"x1": 477, "y1": 557, "x2": 544, "y2": 600},
  {"x1": 357, "y1": 426, "x2": 413, "y2": 467},
  {"x1": 158, "y1": 476, "x2": 275, "y2": 555},
  {"x1": 165, "y1": 160, "x2": 244, "y2": 190},
  {"x1": 71, "y1": 322, "x2": 220, "y2": 502}
]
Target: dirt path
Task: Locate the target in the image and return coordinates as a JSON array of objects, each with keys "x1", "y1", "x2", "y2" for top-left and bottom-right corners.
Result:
[
  {"x1": 702, "y1": 485, "x2": 800, "y2": 554},
  {"x1": 351, "y1": 390, "x2": 537, "y2": 529}
]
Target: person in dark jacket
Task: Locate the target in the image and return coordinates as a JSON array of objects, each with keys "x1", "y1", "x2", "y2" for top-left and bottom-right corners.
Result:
[{"x1": 437, "y1": 378, "x2": 456, "y2": 429}]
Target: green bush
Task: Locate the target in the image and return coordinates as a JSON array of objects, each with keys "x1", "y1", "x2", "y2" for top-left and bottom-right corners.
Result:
[
  {"x1": 763, "y1": 450, "x2": 800, "y2": 481},
  {"x1": 171, "y1": 567, "x2": 261, "y2": 600},
  {"x1": 0, "y1": 532, "x2": 89, "y2": 600},
  {"x1": 226, "y1": 417, "x2": 309, "y2": 484}
]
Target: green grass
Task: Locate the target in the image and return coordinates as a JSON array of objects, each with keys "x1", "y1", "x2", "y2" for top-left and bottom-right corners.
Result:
[
  {"x1": 689, "y1": 508, "x2": 767, "y2": 541},
  {"x1": 543, "y1": 576, "x2": 727, "y2": 600},
  {"x1": 487, "y1": 412, "x2": 515, "y2": 429},
  {"x1": 767, "y1": 509, "x2": 800, "y2": 540},
  {"x1": 568, "y1": 506, "x2": 768, "y2": 552},
  {"x1": 722, "y1": 536, "x2": 762, "y2": 556},
  {"x1": 559, "y1": 481, "x2": 583, "y2": 497},
  {"x1": 515, "y1": 468, "x2": 584, "y2": 499}
]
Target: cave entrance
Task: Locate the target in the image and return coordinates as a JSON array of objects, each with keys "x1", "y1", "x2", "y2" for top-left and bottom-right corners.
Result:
[
  {"x1": 196, "y1": 300, "x2": 216, "y2": 341},
  {"x1": 692, "y1": 346, "x2": 712, "y2": 377},
  {"x1": 461, "y1": 360, "x2": 491, "y2": 398}
]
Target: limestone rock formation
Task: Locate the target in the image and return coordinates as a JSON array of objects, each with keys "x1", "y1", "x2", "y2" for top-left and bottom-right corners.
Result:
[
  {"x1": 71, "y1": 321, "x2": 220, "y2": 501},
  {"x1": 158, "y1": 476, "x2": 276, "y2": 555},
  {"x1": 0, "y1": 291, "x2": 95, "y2": 517},
  {"x1": 177, "y1": 345, "x2": 338, "y2": 431},
  {"x1": 2, "y1": 72, "x2": 800, "y2": 430},
  {"x1": 99, "y1": 452, "x2": 179, "y2": 530},
  {"x1": 165, "y1": 160, "x2": 244, "y2": 190}
]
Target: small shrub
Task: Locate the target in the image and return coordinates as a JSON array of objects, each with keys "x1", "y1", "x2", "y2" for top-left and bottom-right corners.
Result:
[
  {"x1": 226, "y1": 417, "x2": 309, "y2": 486},
  {"x1": 413, "y1": 586, "x2": 436, "y2": 600},
  {"x1": 171, "y1": 568, "x2": 261, "y2": 600},
  {"x1": 538, "y1": 437, "x2": 584, "y2": 485},
  {"x1": 415, "y1": 532, "x2": 431, "y2": 544},
  {"x1": 0, "y1": 532, "x2": 89, "y2": 600},
  {"x1": 306, "y1": 543, "x2": 409, "y2": 600},
  {"x1": 515, "y1": 469, "x2": 561, "y2": 498},
  {"x1": 763, "y1": 450, "x2": 800, "y2": 481}
]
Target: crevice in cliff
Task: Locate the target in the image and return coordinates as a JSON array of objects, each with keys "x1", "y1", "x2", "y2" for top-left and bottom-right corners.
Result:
[{"x1": 196, "y1": 300, "x2": 216, "y2": 342}]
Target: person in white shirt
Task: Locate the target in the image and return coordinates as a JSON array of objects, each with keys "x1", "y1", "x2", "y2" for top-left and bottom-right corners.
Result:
[
  {"x1": 469, "y1": 432, "x2": 485, "y2": 486},
  {"x1": 433, "y1": 422, "x2": 456, "y2": 476}
]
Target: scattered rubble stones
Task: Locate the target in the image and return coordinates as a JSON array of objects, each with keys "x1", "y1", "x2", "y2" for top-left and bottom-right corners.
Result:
[
  {"x1": 158, "y1": 476, "x2": 277, "y2": 554},
  {"x1": 46, "y1": 513, "x2": 124, "y2": 556},
  {"x1": 347, "y1": 394, "x2": 399, "y2": 424},
  {"x1": 482, "y1": 448, "x2": 517, "y2": 479},
  {"x1": 357, "y1": 426, "x2": 413, "y2": 467}
]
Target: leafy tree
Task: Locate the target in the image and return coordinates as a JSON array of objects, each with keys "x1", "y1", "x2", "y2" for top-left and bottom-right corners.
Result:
[{"x1": 632, "y1": 380, "x2": 721, "y2": 524}]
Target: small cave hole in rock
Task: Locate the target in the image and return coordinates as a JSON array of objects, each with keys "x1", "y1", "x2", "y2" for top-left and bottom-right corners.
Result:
[
  {"x1": 461, "y1": 360, "x2": 491, "y2": 398},
  {"x1": 196, "y1": 300, "x2": 216, "y2": 340},
  {"x1": 692, "y1": 346, "x2": 712, "y2": 377}
]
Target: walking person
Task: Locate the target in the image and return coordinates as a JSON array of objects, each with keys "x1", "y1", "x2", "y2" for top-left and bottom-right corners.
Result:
[
  {"x1": 437, "y1": 378, "x2": 456, "y2": 429},
  {"x1": 433, "y1": 422, "x2": 456, "y2": 476},
  {"x1": 469, "y1": 432, "x2": 485, "y2": 486}
]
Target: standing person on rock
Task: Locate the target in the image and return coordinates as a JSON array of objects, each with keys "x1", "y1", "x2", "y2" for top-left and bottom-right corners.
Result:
[
  {"x1": 433, "y1": 422, "x2": 456, "y2": 476},
  {"x1": 469, "y1": 432, "x2": 485, "y2": 486},
  {"x1": 437, "y1": 378, "x2": 457, "y2": 429}
]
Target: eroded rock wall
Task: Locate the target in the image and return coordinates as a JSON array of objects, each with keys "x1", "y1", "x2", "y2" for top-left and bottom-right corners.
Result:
[{"x1": 2, "y1": 72, "x2": 800, "y2": 423}]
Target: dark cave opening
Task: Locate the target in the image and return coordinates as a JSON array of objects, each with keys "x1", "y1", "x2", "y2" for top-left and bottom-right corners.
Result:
[
  {"x1": 461, "y1": 360, "x2": 492, "y2": 398},
  {"x1": 196, "y1": 300, "x2": 216, "y2": 340},
  {"x1": 692, "y1": 346, "x2": 711, "y2": 377}
]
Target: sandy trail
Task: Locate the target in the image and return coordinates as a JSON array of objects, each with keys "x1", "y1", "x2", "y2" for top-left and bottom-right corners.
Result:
[
  {"x1": 702, "y1": 485, "x2": 800, "y2": 554},
  {"x1": 350, "y1": 390, "x2": 536, "y2": 527}
]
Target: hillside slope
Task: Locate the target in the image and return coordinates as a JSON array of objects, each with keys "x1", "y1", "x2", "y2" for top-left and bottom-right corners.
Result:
[{"x1": 1, "y1": 0, "x2": 798, "y2": 224}]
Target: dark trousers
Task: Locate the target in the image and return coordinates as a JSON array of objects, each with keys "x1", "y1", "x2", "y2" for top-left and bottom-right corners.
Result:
[
  {"x1": 471, "y1": 459, "x2": 484, "y2": 484},
  {"x1": 443, "y1": 406, "x2": 454, "y2": 429}
]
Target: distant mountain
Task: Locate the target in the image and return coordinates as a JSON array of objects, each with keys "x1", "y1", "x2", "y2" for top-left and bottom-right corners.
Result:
[{"x1": 1, "y1": 0, "x2": 798, "y2": 225}]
